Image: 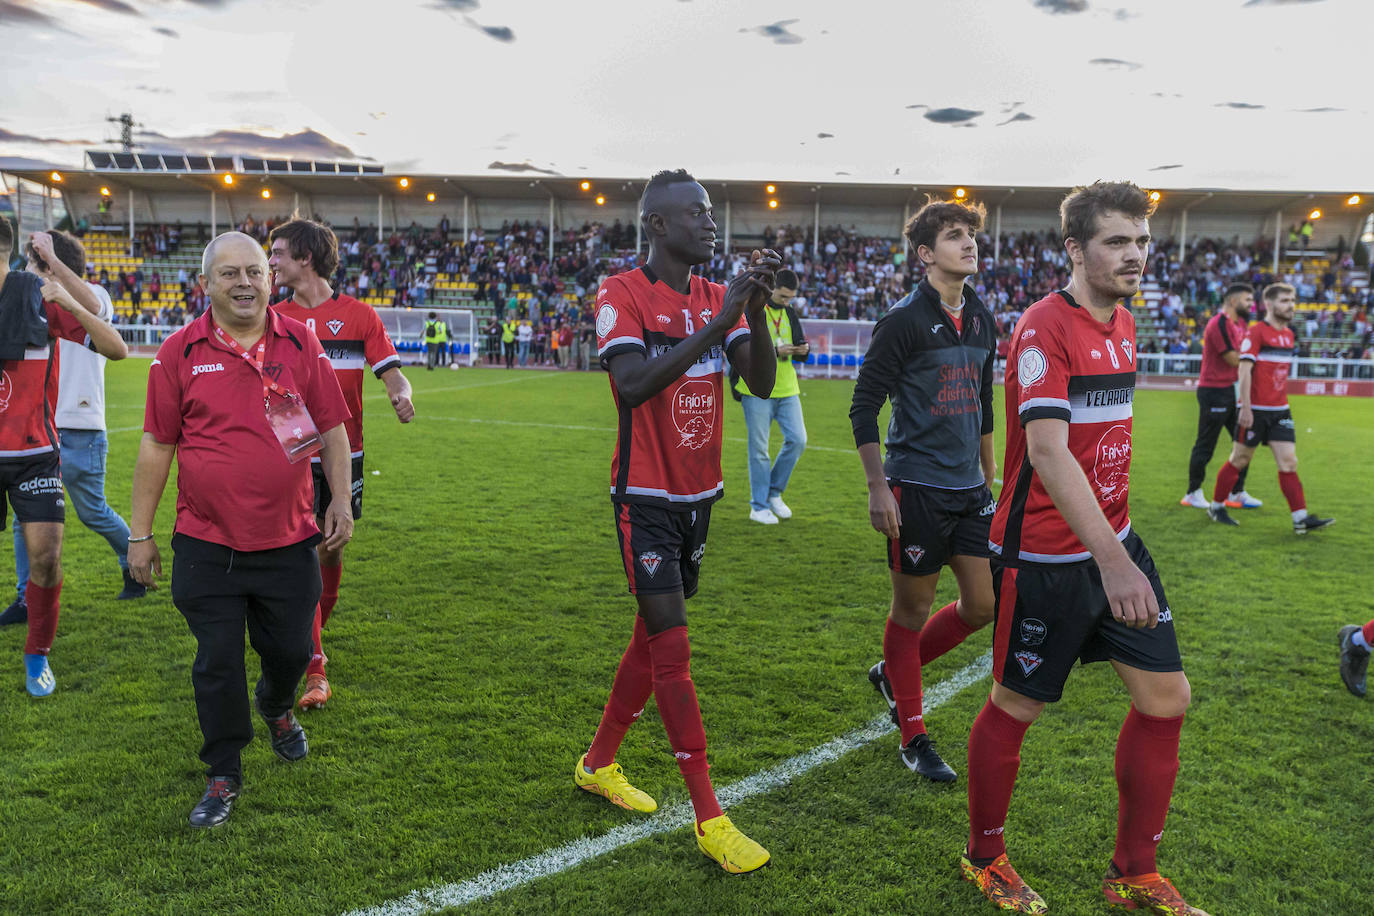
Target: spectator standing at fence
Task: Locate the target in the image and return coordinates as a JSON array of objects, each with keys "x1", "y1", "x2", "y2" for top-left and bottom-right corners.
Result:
[
  {"x1": 422, "y1": 311, "x2": 445, "y2": 370},
  {"x1": 501, "y1": 315, "x2": 517, "y2": 368},
  {"x1": 269, "y1": 220, "x2": 414, "y2": 710},
  {"x1": 1181, "y1": 284, "x2": 1259, "y2": 511},
  {"x1": 517, "y1": 319, "x2": 532, "y2": 366},
  {"x1": 129, "y1": 232, "x2": 353, "y2": 827},
  {"x1": 0, "y1": 224, "x2": 129, "y2": 695},
  {"x1": 5, "y1": 245, "x2": 144, "y2": 626},
  {"x1": 731, "y1": 268, "x2": 809, "y2": 524}
]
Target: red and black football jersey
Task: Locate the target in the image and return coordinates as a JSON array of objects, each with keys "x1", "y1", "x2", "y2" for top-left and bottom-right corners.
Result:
[
  {"x1": 596, "y1": 266, "x2": 750, "y2": 508},
  {"x1": 273, "y1": 292, "x2": 401, "y2": 456},
  {"x1": 1198, "y1": 312, "x2": 1248, "y2": 388},
  {"x1": 0, "y1": 275, "x2": 95, "y2": 460},
  {"x1": 990, "y1": 291, "x2": 1136, "y2": 564},
  {"x1": 1237, "y1": 320, "x2": 1294, "y2": 410}
]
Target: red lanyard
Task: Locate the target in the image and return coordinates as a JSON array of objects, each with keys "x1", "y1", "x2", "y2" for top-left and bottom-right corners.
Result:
[
  {"x1": 769, "y1": 310, "x2": 786, "y2": 340},
  {"x1": 212, "y1": 319, "x2": 297, "y2": 404}
]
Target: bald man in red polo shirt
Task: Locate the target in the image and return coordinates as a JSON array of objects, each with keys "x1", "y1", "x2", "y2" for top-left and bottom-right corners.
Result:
[{"x1": 129, "y1": 232, "x2": 352, "y2": 829}]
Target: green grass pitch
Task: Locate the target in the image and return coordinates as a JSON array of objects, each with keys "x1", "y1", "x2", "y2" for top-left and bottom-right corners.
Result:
[{"x1": 0, "y1": 360, "x2": 1370, "y2": 915}]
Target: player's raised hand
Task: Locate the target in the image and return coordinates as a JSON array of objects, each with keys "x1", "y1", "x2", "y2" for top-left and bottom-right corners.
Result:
[
  {"x1": 39, "y1": 280, "x2": 78, "y2": 312},
  {"x1": 1100, "y1": 555, "x2": 1159, "y2": 629},
  {"x1": 744, "y1": 248, "x2": 781, "y2": 319},
  {"x1": 28, "y1": 231, "x2": 56, "y2": 266},
  {"x1": 867, "y1": 481, "x2": 901, "y2": 539}
]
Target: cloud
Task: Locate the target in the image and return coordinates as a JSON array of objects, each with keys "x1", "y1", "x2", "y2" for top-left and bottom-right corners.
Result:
[
  {"x1": 1149, "y1": 163, "x2": 1184, "y2": 171},
  {"x1": 1214, "y1": 101, "x2": 1265, "y2": 109},
  {"x1": 923, "y1": 107, "x2": 983, "y2": 124},
  {"x1": 74, "y1": 0, "x2": 141, "y2": 14},
  {"x1": 0, "y1": 1, "x2": 58, "y2": 28},
  {"x1": 740, "y1": 19, "x2": 803, "y2": 44},
  {"x1": 487, "y1": 161, "x2": 559, "y2": 175},
  {"x1": 135, "y1": 127, "x2": 372, "y2": 160},
  {"x1": 997, "y1": 112, "x2": 1035, "y2": 126},
  {"x1": 0, "y1": 127, "x2": 95, "y2": 146},
  {"x1": 1089, "y1": 57, "x2": 1142, "y2": 70},
  {"x1": 1294, "y1": 106, "x2": 1344, "y2": 113},
  {"x1": 153, "y1": 25, "x2": 178, "y2": 36},
  {"x1": 1032, "y1": 0, "x2": 1089, "y2": 13},
  {"x1": 816, "y1": 132, "x2": 834, "y2": 138}
]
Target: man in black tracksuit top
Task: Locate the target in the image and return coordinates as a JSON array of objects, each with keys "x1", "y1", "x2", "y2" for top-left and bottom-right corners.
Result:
[{"x1": 850, "y1": 197, "x2": 998, "y2": 782}]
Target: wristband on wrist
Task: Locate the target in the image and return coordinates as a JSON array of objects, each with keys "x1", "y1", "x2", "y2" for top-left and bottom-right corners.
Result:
[{"x1": 128, "y1": 534, "x2": 155, "y2": 543}]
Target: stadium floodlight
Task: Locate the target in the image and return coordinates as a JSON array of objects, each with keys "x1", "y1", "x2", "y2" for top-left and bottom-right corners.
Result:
[
  {"x1": 223, "y1": 174, "x2": 234, "y2": 186},
  {"x1": 954, "y1": 187, "x2": 967, "y2": 199},
  {"x1": 100, "y1": 187, "x2": 111, "y2": 196},
  {"x1": 1309, "y1": 208, "x2": 1321, "y2": 220},
  {"x1": 261, "y1": 188, "x2": 271, "y2": 200},
  {"x1": 595, "y1": 195, "x2": 605, "y2": 206},
  {"x1": 1347, "y1": 194, "x2": 1361, "y2": 206},
  {"x1": 399, "y1": 177, "x2": 410, "y2": 189},
  {"x1": 580, "y1": 181, "x2": 591, "y2": 191},
  {"x1": 768, "y1": 199, "x2": 779, "y2": 209},
  {"x1": 1149, "y1": 190, "x2": 1162, "y2": 203},
  {"x1": 50, "y1": 171, "x2": 62, "y2": 182},
  {"x1": 427, "y1": 192, "x2": 436, "y2": 202},
  {"x1": 766, "y1": 184, "x2": 776, "y2": 194}
]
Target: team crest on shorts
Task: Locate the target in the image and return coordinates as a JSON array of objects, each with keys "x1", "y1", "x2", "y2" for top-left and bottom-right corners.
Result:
[
  {"x1": 639, "y1": 552, "x2": 662, "y2": 577},
  {"x1": 1014, "y1": 651, "x2": 1043, "y2": 676},
  {"x1": 904, "y1": 545, "x2": 926, "y2": 566},
  {"x1": 690, "y1": 544, "x2": 706, "y2": 565},
  {"x1": 325, "y1": 319, "x2": 345, "y2": 336}
]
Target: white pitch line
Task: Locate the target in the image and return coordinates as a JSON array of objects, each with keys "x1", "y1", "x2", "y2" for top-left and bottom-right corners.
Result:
[{"x1": 342, "y1": 652, "x2": 991, "y2": 916}]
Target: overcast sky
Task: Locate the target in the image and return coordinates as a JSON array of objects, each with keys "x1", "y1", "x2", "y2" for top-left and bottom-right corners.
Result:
[{"x1": 0, "y1": 0, "x2": 1365, "y2": 192}]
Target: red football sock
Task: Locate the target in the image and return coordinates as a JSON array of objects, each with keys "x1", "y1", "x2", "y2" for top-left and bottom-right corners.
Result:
[
  {"x1": 306, "y1": 603, "x2": 327, "y2": 678},
  {"x1": 967, "y1": 697, "x2": 1031, "y2": 861},
  {"x1": 919, "y1": 601, "x2": 978, "y2": 665},
  {"x1": 586, "y1": 617, "x2": 653, "y2": 770},
  {"x1": 1362, "y1": 619, "x2": 1374, "y2": 646},
  {"x1": 1277, "y1": 471, "x2": 1305, "y2": 513},
  {"x1": 319, "y1": 562, "x2": 342, "y2": 627},
  {"x1": 884, "y1": 617, "x2": 926, "y2": 743},
  {"x1": 1113, "y1": 707, "x2": 1183, "y2": 876},
  {"x1": 24, "y1": 581, "x2": 61, "y2": 655},
  {"x1": 1212, "y1": 462, "x2": 1241, "y2": 504},
  {"x1": 649, "y1": 626, "x2": 723, "y2": 826}
]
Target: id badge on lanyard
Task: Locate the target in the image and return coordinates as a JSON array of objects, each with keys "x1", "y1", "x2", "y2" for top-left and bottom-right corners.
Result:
[{"x1": 214, "y1": 321, "x2": 323, "y2": 463}]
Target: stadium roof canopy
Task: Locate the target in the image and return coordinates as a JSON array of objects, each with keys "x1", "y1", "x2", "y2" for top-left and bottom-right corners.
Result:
[{"x1": 1, "y1": 156, "x2": 1361, "y2": 221}]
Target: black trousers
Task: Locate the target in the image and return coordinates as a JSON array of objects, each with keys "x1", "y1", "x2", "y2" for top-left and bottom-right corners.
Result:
[
  {"x1": 1188, "y1": 385, "x2": 1248, "y2": 494},
  {"x1": 171, "y1": 533, "x2": 322, "y2": 780}
]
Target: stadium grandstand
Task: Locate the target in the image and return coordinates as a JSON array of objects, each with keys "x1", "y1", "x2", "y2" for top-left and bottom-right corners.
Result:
[{"x1": 2, "y1": 157, "x2": 1370, "y2": 388}]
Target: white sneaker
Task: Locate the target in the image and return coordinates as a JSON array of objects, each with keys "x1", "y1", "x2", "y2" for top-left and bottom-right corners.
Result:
[
  {"x1": 1226, "y1": 490, "x2": 1263, "y2": 509},
  {"x1": 1178, "y1": 489, "x2": 1208, "y2": 509},
  {"x1": 767, "y1": 496, "x2": 792, "y2": 519},
  {"x1": 748, "y1": 508, "x2": 780, "y2": 525}
]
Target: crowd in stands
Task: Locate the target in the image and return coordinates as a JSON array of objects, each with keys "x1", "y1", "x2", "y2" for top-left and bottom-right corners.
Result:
[{"x1": 67, "y1": 214, "x2": 1372, "y2": 362}]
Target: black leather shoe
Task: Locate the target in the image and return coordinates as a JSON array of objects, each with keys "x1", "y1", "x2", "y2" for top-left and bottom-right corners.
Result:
[
  {"x1": 258, "y1": 705, "x2": 308, "y2": 761},
  {"x1": 901, "y1": 733, "x2": 958, "y2": 783},
  {"x1": 116, "y1": 569, "x2": 147, "y2": 600},
  {"x1": 0, "y1": 598, "x2": 27, "y2": 626},
  {"x1": 189, "y1": 776, "x2": 240, "y2": 828}
]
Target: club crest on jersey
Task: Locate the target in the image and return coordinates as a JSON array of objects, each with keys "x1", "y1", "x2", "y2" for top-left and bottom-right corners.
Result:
[
  {"x1": 671, "y1": 379, "x2": 715, "y2": 451},
  {"x1": 1120, "y1": 338, "x2": 1134, "y2": 362},
  {"x1": 1014, "y1": 651, "x2": 1043, "y2": 676},
  {"x1": 904, "y1": 545, "x2": 926, "y2": 566},
  {"x1": 1092, "y1": 424, "x2": 1132, "y2": 503},
  {"x1": 698, "y1": 307, "x2": 713, "y2": 324},
  {"x1": 596, "y1": 304, "x2": 617, "y2": 339},
  {"x1": 639, "y1": 552, "x2": 662, "y2": 577},
  {"x1": 1091, "y1": 348, "x2": 1103, "y2": 360},
  {"x1": 325, "y1": 319, "x2": 345, "y2": 336},
  {"x1": 1019, "y1": 618, "x2": 1047, "y2": 646},
  {"x1": 0, "y1": 370, "x2": 11, "y2": 411},
  {"x1": 1017, "y1": 346, "x2": 1048, "y2": 387}
]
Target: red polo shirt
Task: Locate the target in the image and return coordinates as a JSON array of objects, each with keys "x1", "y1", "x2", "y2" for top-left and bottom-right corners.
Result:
[{"x1": 144, "y1": 309, "x2": 349, "y2": 551}]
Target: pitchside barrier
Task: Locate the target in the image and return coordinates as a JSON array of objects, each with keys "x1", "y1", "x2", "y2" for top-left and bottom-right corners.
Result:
[
  {"x1": 119, "y1": 307, "x2": 480, "y2": 367},
  {"x1": 792, "y1": 319, "x2": 1374, "y2": 396}
]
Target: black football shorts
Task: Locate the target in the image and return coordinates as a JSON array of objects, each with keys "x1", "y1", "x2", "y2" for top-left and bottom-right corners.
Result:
[
  {"x1": 990, "y1": 531, "x2": 1183, "y2": 703},
  {"x1": 1240, "y1": 408, "x2": 1296, "y2": 447},
  {"x1": 312, "y1": 454, "x2": 365, "y2": 521},
  {"x1": 613, "y1": 502, "x2": 711, "y2": 599},
  {"x1": 887, "y1": 481, "x2": 995, "y2": 577},
  {"x1": 0, "y1": 453, "x2": 65, "y2": 530}
]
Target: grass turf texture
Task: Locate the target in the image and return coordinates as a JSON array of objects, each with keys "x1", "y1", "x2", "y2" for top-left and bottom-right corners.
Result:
[{"x1": 0, "y1": 361, "x2": 1369, "y2": 916}]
